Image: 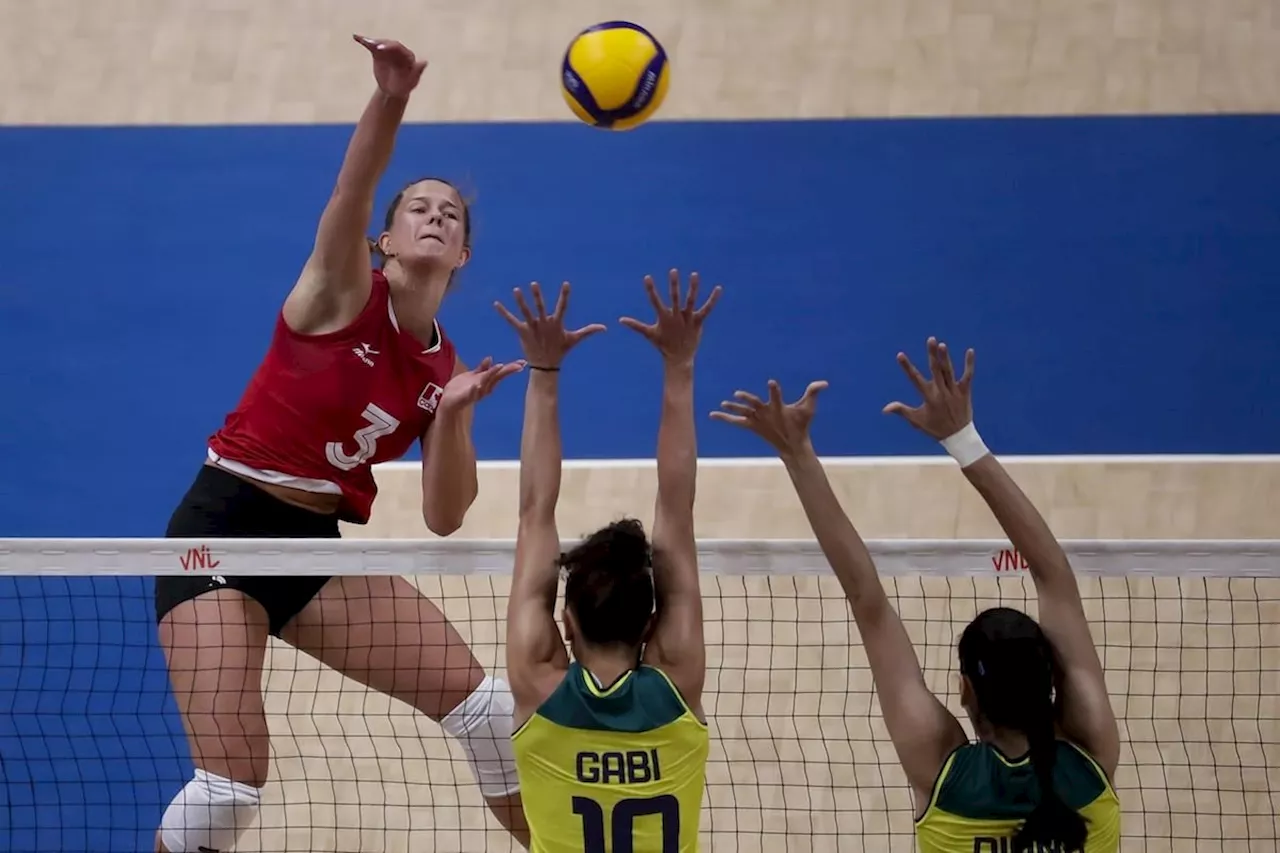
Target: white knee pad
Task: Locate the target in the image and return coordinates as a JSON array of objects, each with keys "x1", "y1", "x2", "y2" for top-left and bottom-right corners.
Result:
[
  {"x1": 159, "y1": 768, "x2": 262, "y2": 853},
  {"x1": 441, "y1": 674, "x2": 521, "y2": 798}
]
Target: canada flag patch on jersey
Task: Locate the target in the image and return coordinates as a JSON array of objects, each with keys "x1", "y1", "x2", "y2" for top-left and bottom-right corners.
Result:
[{"x1": 417, "y1": 382, "x2": 445, "y2": 413}]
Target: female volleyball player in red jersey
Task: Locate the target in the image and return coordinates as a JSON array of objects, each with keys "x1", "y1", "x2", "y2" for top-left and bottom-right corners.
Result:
[
  {"x1": 714, "y1": 340, "x2": 1121, "y2": 853},
  {"x1": 152, "y1": 36, "x2": 528, "y2": 853}
]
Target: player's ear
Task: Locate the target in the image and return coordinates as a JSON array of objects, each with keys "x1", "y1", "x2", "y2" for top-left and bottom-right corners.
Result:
[
  {"x1": 456, "y1": 245, "x2": 471, "y2": 269},
  {"x1": 378, "y1": 232, "x2": 394, "y2": 256}
]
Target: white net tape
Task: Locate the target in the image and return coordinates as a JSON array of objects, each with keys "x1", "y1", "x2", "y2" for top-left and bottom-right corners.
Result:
[{"x1": 2, "y1": 537, "x2": 1279, "y2": 576}]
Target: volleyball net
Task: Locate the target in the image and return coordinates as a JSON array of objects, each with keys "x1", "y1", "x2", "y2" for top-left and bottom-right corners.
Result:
[{"x1": 1, "y1": 538, "x2": 1277, "y2": 852}]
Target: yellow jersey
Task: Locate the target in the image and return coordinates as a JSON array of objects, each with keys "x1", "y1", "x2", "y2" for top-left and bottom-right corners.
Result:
[
  {"x1": 915, "y1": 740, "x2": 1121, "y2": 853},
  {"x1": 512, "y1": 662, "x2": 709, "y2": 853}
]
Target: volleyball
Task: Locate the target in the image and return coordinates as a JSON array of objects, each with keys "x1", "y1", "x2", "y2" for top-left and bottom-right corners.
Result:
[{"x1": 560, "y1": 21, "x2": 670, "y2": 131}]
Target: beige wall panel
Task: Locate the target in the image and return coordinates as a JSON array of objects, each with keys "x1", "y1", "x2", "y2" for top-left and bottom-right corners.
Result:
[
  {"x1": 4, "y1": 0, "x2": 1280, "y2": 125},
  {"x1": 350, "y1": 457, "x2": 1280, "y2": 540}
]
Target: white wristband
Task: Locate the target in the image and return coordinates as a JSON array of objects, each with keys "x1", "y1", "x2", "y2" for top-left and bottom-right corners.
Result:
[{"x1": 940, "y1": 422, "x2": 990, "y2": 468}]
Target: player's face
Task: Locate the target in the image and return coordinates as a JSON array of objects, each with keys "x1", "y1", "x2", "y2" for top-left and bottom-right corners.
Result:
[{"x1": 385, "y1": 180, "x2": 470, "y2": 271}]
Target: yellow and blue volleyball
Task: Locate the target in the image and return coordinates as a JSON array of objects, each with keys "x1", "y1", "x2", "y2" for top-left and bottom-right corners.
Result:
[{"x1": 561, "y1": 22, "x2": 670, "y2": 131}]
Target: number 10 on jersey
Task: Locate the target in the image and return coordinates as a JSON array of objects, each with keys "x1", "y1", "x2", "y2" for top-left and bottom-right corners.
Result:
[{"x1": 572, "y1": 794, "x2": 679, "y2": 853}]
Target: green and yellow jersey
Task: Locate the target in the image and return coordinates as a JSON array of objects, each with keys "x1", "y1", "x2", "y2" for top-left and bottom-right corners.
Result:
[
  {"x1": 915, "y1": 740, "x2": 1121, "y2": 853},
  {"x1": 512, "y1": 662, "x2": 709, "y2": 853}
]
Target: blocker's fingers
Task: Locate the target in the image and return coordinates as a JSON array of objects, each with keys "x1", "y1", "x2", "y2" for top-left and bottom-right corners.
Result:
[
  {"x1": 641, "y1": 275, "x2": 664, "y2": 314},
  {"x1": 694, "y1": 285, "x2": 723, "y2": 321},
  {"x1": 710, "y1": 411, "x2": 749, "y2": 426},
  {"x1": 684, "y1": 272, "x2": 700, "y2": 312},
  {"x1": 719, "y1": 401, "x2": 754, "y2": 417},
  {"x1": 530, "y1": 281, "x2": 549, "y2": 319},
  {"x1": 551, "y1": 281, "x2": 571, "y2": 321},
  {"x1": 493, "y1": 301, "x2": 523, "y2": 330},
  {"x1": 798, "y1": 380, "x2": 830, "y2": 405},
  {"x1": 766, "y1": 380, "x2": 785, "y2": 409},
  {"x1": 897, "y1": 352, "x2": 930, "y2": 396},
  {"x1": 513, "y1": 288, "x2": 536, "y2": 324}
]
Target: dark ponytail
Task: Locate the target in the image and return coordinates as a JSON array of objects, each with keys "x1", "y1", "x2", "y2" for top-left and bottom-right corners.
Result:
[
  {"x1": 1014, "y1": 693, "x2": 1087, "y2": 852},
  {"x1": 959, "y1": 608, "x2": 1088, "y2": 853}
]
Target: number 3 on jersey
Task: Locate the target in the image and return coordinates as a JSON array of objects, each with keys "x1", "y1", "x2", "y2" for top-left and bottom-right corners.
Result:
[
  {"x1": 325, "y1": 403, "x2": 400, "y2": 471},
  {"x1": 573, "y1": 795, "x2": 679, "y2": 853}
]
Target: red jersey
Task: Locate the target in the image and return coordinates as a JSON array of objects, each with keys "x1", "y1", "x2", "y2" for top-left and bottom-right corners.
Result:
[{"x1": 207, "y1": 270, "x2": 457, "y2": 523}]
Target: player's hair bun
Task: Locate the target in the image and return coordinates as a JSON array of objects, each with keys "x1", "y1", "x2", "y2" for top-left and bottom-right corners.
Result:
[
  {"x1": 559, "y1": 518, "x2": 656, "y2": 648},
  {"x1": 559, "y1": 518, "x2": 651, "y2": 578}
]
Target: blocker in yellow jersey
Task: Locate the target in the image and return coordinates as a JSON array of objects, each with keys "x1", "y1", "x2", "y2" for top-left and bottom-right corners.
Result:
[{"x1": 512, "y1": 662, "x2": 709, "y2": 853}]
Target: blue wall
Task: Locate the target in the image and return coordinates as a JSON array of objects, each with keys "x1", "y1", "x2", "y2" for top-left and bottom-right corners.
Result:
[
  {"x1": 2, "y1": 115, "x2": 1279, "y2": 537},
  {"x1": 1, "y1": 115, "x2": 1279, "y2": 849}
]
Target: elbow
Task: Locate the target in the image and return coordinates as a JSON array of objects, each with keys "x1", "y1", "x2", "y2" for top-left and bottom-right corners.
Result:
[
  {"x1": 423, "y1": 509, "x2": 465, "y2": 537},
  {"x1": 421, "y1": 491, "x2": 474, "y2": 537},
  {"x1": 420, "y1": 467, "x2": 478, "y2": 537}
]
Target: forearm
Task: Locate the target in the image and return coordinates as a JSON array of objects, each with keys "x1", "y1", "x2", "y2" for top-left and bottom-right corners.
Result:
[
  {"x1": 421, "y1": 410, "x2": 478, "y2": 535},
  {"x1": 334, "y1": 90, "x2": 408, "y2": 198},
  {"x1": 961, "y1": 454, "x2": 1075, "y2": 589},
  {"x1": 519, "y1": 370, "x2": 563, "y2": 519},
  {"x1": 781, "y1": 444, "x2": 889, "y2": 616},
  {"x1": 656, "y1": 362, "x2": 696, "y2": 513}
]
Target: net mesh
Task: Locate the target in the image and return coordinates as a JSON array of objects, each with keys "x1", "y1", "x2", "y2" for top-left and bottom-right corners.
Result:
[{"x1": 1, "y1": 538, "x2": 1278, "y2": 852}]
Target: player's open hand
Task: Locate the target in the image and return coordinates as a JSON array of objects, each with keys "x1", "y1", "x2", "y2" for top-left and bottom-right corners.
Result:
[
  {"x1": 494, "y1": 282, "x2": 606, "y2": 370},
  {"x1": 354, "y1": 35, "x2": 427, "y2": 99},
  {"x1": 438, "y1": 357, "x2": 525, "y2": 415},
  {"x1": 620, "y1": 270, "x2": 722, "y2": 368},
  {"x1": 883, "y1": 337, "x2": 975, "y2": 440},
  {"x1": 711, "y1": 380, "x2": 828, "y2": 457}
]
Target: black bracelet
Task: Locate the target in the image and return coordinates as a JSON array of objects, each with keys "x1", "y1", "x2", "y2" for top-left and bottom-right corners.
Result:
[{"x1": 529, "y1": 365, "x2": 560, "y2": 372}]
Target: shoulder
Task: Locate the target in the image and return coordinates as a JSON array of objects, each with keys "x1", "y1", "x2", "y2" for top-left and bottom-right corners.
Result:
[
  {"x1": 280, "y1": 267, "x2": 390, "y2": 339},
  {"x1": 638, "y1": 666, "x2": 705, "y2": 725},
  {"x1": 1057, "y1": 739, "x2": 1118, "y2": 793}
]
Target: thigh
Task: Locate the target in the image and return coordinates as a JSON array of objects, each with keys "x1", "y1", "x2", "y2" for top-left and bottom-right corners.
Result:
[
  {"x1": 158, "y1": 586, "x2": 273, "y2": 787},
  {"x1": 280, "y1": 575, "x2": 484, "y2": 721}
]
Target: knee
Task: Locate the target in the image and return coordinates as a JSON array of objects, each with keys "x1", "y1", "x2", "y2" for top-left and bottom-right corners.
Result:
[
  {"x1": 440, "y1": 675, "x2": 521, "y2": 799},
  {"x1": 185, "y1": 714, "x2": 272, "y2": 788},
  {"x1": 159, "y1": 769, "x2": 262, "y2": 853}
]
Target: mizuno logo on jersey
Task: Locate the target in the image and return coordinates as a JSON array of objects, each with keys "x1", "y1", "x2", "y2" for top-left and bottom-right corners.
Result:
[
  {"x1": 418, "y1": 382, "x2": 444, "y2": 413},
  {"x1": 352, "y1": 342, "x2": 379, "y2": 367}
]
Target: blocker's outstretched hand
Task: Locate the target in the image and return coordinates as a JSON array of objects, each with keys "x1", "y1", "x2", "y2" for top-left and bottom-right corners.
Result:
[
  {"x1": 494, "y1": 281, "x2": 606, "y2": 370},
  {"x1": 620, "y1": 269, "x2": 722, "y2": 367},
  {"x1": 711, "y1": 379, "x2": 828, "y2": 458},
  {"x1": 354, "y1": 35, "x2": 427, "y2": 99},
  {"x1": 883, "y1": 336, "x2": 976, "y2": 441}
]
